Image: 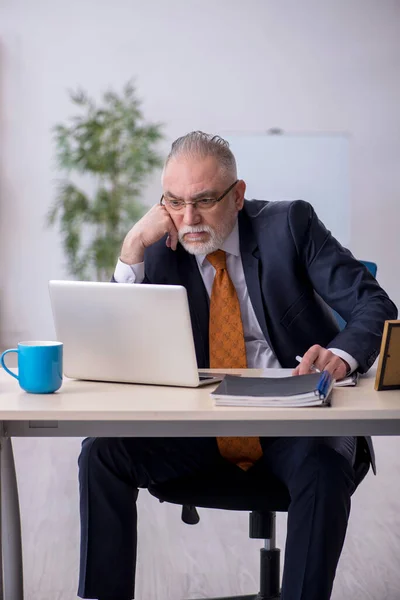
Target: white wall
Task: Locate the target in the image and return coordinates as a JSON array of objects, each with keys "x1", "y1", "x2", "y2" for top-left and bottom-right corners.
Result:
[
  {"x1": 1, "y1": 0, "x2": 400, "y2": 343},
  {"x1": 1, "y1": 1, "x2": 400, "y2": 599}
]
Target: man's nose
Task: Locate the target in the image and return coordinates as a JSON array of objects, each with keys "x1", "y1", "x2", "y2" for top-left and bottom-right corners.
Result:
[{"x1": 183, "y1": 204, "x2": 202, "y2": 226}]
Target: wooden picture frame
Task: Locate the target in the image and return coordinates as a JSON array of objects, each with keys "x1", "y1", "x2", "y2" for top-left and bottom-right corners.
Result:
[{"x1": 375, "y1": 320, "x2": 400, "y2": 390}]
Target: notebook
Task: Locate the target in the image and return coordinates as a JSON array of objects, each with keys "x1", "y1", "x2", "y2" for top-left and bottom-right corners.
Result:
[
  {"x1": 211, "y1": 372, "x2": 335, "y2": 407},
  {"x1": 334, "y1": 372, "x2": 359, "y2": 387},
  {"x1": 261, "y1": 368, "x2": 359, "y2": 388}
]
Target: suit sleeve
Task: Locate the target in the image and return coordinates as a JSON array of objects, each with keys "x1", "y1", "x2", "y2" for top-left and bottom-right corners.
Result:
[{"x1": 288, "y1": 200, "x2": 398, "y2": 373}]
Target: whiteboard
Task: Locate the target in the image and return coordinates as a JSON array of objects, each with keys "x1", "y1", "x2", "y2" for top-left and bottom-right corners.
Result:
[{"x1": 223, "y1": 133, "x2": 350, "y2": 246}]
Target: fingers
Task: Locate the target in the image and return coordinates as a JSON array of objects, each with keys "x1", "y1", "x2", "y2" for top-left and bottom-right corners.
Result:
[
  {"x1": 323, "y1": 357, "x2": 348, "y2": 380},
  {"x1": 296, "y1": 345, "x2": 321, "y2": 375},
  {"x1": 167, "y1": 222, "x2": 179, "y2": 251},
  {"x1": 142, "y1": 205, "x2": 179, "y2": 251},
  {"x1": 293, "y1": 345, "x2": 348, "y2": 380},
  {"x1": 156, "y1": 205, "x2": 178, "y2": 251}
]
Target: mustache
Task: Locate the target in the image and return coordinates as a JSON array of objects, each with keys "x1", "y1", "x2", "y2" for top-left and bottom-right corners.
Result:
[{"x1": 178, "y1": 225, "x2": 214, "y2": 240}]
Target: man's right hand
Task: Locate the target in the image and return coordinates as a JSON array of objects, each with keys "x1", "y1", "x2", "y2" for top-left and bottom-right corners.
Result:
[{"x1": 120, "y1": 204, "x2": 179, "y2": 265}]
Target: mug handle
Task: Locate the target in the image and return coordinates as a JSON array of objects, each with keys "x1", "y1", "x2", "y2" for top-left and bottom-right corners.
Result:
[{"x1": 0, "y1": 349, "x2": 19, "y2": 380}]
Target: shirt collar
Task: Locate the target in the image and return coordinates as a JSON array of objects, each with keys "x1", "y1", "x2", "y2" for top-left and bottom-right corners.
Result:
[{"x1": 196, "y1": 220, "x2": 240, "y2": 268}]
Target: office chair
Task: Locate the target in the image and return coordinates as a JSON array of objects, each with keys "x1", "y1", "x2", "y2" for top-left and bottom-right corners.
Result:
[
  {"x1": 149, "y1": 436, "x2": 370, "y2": 600},
  {"x1": 149, "y1": 461, "x2": 291, "y2": 600},
  {"x1": 333, "y1": 260, "x2": 378, "y2": 330}
]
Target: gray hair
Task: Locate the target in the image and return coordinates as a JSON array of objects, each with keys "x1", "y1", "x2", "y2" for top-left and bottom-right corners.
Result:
[{"x1": 165, "y1": 131, "x2": 237, "y2": 178}]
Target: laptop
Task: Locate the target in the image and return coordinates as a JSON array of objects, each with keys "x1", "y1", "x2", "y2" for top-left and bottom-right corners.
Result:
[{"x1": 48, "y1": 280, "x2": 223, "y2": 387}]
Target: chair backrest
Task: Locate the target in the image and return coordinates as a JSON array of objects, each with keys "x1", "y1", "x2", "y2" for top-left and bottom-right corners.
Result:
[
  {"x1": 359, "y1": 260, "x2": 377, "y2": 278},
  {"x1": 332, "y1": 260, "x2": 377, "y2": 330}
]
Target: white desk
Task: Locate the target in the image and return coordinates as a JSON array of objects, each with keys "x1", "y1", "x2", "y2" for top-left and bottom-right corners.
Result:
[
  {"x1": 2, "y1": 367, "x2": 400, "y2": 438},
  {"x1": 1, "y1": 367, "x2": 400, "y2": 600}
]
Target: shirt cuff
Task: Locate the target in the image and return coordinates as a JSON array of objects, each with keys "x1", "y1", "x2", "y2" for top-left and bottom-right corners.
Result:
[
  {"x1": 114, "y1": 259, "x2": 145, "y2": 283},
  {"x1": 329, "y1": 348, "x2": 358, "y2": 375}
]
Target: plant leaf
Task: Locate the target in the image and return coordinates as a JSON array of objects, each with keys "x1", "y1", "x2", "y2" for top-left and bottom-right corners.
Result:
[{"x1": 48, "y1": 82, "x2": 164, "y2": 280}]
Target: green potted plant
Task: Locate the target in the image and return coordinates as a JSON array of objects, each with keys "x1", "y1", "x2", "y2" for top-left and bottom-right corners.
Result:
[{"x1": 48, "y1": 82, "x2": 163, "y2": 281}]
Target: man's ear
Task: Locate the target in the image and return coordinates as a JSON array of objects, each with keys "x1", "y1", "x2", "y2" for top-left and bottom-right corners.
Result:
[{"x1": 235, "y1": 180, "x2": 246, "y2": 210}]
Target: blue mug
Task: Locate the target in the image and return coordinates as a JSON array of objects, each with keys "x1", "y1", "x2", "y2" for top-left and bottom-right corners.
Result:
[{"x1": 1, "y1": 341, "x2": 63, "y2": 394}]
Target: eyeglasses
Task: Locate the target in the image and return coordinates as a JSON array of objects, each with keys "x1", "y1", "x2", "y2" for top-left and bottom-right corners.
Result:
[{"x1": 160, "y1": 180, "x2": 239, "y2": 212}]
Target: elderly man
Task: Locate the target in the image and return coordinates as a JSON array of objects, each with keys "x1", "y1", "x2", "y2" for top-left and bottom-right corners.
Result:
[{"x1": 78, "y1": 131, "x2": 397, "y2": 600}]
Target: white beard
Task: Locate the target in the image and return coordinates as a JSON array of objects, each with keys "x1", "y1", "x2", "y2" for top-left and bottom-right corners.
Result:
[{"x1": 178, "y1": 224, "x2": 226, "y2": 255}]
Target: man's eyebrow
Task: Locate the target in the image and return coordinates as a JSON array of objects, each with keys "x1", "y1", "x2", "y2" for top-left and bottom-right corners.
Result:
[
  {"x1": 164, "y1": 189, "x2": 218, "y2": 201},
  {"x1": 163, "y1": 191, "x2": 180, "y2": 200},
  {"x1": 191, "y1": 189, "x2": 218, "y2": 200}
]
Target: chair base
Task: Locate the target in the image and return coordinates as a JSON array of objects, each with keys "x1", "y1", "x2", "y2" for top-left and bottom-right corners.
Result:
[{"x1": 182, "y1": 540, "x2": 281, "y2": 600}]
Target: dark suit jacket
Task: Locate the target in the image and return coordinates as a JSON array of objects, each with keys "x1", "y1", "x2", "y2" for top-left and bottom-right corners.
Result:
[{"x1": 141, "y1": 200, "x2": 398, "y2": 480}]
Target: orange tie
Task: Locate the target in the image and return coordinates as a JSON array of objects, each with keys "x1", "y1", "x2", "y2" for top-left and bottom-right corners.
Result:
[{"x1": 207, "y1": 250, "x2": 263, "y2": 471}]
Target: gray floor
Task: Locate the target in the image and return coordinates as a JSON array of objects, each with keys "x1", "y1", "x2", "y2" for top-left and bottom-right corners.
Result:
[{"x1": 11, "y1": 436, "x2": 400, "y2": 600}]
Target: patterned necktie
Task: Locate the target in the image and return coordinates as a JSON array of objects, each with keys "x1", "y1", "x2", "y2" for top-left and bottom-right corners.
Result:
[{"x1": 207, "y1": 250, "x2": 263, "y2": 471}]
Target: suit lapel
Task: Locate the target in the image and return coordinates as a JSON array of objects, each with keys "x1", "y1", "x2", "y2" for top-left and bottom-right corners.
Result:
[
  {"x1": 177, "y1": 247, "x2": 210, "y2": 367},
  {"x1": 238, "y1": 210, "x2": 273, "y2": 351}
]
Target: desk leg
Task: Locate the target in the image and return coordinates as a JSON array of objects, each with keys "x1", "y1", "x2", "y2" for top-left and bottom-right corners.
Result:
[{"x1": 0, "y1": 436, "x2": 24, "y2": 600}]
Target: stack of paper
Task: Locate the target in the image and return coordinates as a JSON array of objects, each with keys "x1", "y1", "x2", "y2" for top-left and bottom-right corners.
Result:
[
  {"x1": 334, "y1": 372, "x2": 359, "y2": 387},
  {"x1": 211, "y1": 372, "x2": 335, "y2": 408}
]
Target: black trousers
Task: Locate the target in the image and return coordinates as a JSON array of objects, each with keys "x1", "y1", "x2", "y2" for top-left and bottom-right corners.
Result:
[{"x1": 78, "y1": 436, "x2": 357, "y2": 600}]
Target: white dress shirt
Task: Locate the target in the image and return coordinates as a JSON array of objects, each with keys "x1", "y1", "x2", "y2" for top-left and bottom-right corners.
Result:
[{"x1": 114, "y1": 221, "x2": 357, "y2": 372}]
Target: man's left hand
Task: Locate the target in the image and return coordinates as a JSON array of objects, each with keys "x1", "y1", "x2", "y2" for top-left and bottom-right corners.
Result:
[{"x1": 292, "y1": 345, "x2": 349, "y2": 380}]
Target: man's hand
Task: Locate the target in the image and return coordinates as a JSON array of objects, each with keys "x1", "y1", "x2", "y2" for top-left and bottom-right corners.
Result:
[
  {"x1": 120, "y1": 204, "x2": 179, "y2": 265},
  {"x1": 292, "y1": 345, "x2": 349, "y2": 380}
]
